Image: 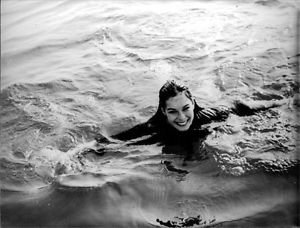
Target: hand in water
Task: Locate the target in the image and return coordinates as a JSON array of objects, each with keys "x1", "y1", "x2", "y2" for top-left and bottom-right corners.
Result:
[
  {"x1": 95, "y1": 134, "x2": 112, "y2": 144},
  {"x1": 95, "y1": 134, "x2": 124, "y2": 145}
]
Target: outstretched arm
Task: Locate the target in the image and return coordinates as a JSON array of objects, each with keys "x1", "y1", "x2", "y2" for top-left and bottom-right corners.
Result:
[
  {"x1": 126, "y1": 133, "x2": 161, "y2": 146},
  {"x1": 112, "y1": 122, "x2": 155, "y2": 141},
  {"x1": 195, "y1": 99, "x2": 284, "y2": 125}
]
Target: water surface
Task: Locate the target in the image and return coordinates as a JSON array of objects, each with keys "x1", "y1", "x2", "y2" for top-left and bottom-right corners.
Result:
[{"x1": 1, "y1": 0, "x2": 299, "y2": 227}]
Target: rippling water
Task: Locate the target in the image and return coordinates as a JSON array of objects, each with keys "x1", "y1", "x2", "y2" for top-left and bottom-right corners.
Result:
[{"x1": 1, "y1": 0, "x2": 300, "y2": 227}]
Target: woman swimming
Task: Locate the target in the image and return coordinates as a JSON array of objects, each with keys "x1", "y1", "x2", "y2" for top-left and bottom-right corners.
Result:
[{"x1": 96, "y1": 80, "x2": 282, "y2": 150}]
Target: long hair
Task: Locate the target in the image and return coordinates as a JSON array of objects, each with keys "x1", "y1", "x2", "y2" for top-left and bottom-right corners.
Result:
[{"x1": 148, "y1": 80, "x2": 201, "y2": 125}]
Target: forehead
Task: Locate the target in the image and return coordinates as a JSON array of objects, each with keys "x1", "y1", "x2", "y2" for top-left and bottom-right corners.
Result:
[{"x1": 165, "y1": 92, "x2": 192, "y2": 109}]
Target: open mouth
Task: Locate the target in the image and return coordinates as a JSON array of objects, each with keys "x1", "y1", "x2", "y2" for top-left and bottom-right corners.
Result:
[{"x1": 175, "y1": 120, "x2": 189, "y2": 127}]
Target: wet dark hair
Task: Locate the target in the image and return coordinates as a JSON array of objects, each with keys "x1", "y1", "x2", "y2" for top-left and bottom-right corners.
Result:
[
  {"x1": 149, "y1": 80, "x2": 198, "y2": 125},
  {"x1": 159, "y1": 80, "x2": 193, "y2": 109}
]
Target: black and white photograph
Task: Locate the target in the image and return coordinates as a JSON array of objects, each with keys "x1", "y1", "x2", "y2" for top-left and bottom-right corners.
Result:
[{"x1": 1, "y1": 0, "x2": 299, "y2": 227}]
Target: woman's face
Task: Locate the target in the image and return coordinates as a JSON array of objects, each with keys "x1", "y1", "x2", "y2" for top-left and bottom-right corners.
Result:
[{"x1": 162, "y1": 92, "x2": 195, "y2": 131}]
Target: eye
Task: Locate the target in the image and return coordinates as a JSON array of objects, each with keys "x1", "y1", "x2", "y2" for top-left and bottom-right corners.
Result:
[
  {"x1": 167, "y1": 110, "x2": 177, "y2": 114},
  {"x1": 183, "y1": 106, "x2": 190, "y2": 111}
]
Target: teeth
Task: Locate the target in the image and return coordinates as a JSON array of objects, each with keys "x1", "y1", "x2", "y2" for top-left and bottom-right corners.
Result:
[{"x1": 176, "y1": 122, "x2": 187, "y2": 126}]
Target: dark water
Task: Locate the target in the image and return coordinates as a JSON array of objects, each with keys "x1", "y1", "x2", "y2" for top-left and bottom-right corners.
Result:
[{"x1": 1, "y1": 0, "x2": 300, "y2": 227}]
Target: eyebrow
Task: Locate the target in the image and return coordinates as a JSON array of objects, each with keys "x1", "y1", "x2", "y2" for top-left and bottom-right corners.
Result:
[
  {"x1": 166, "y1": 108, "x2": 177, "y2": 112},
  {"x1": 166, "y1": 104, "x2": 190, "y2": 111}
]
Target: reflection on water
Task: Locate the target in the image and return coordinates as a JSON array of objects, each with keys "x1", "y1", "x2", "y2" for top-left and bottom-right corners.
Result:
[{"x1": 1, "y1": 0, "x2": 299, "y2": 227}]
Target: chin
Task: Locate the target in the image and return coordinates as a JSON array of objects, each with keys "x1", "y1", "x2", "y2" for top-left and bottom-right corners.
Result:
[{"x1": 176, "y1": 127, "x2": 189, "y2": 132}]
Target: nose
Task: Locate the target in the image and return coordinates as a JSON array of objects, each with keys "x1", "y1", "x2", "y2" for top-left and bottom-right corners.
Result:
[{"x1": 177, "y1": 111, "x2": 186, "y2": 121}]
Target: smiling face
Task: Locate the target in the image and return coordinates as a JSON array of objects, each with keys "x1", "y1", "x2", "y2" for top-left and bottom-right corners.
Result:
[{"x1": 162, "y1": 92, "x2": 195, "y2": 132}]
